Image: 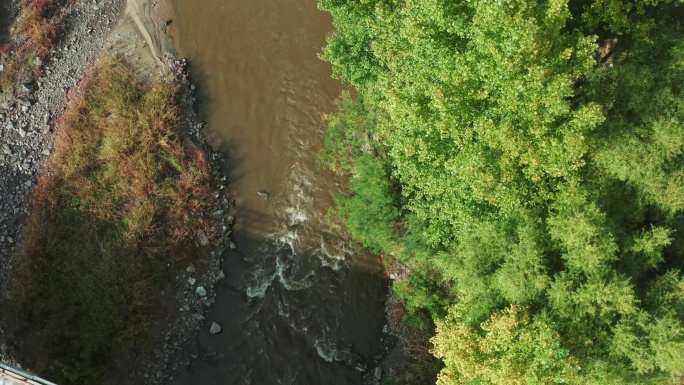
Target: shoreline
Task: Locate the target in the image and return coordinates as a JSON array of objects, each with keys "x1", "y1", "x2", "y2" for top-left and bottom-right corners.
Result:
[{"x1": 0, "y1": 0, "x2": 237, "y2": 383}]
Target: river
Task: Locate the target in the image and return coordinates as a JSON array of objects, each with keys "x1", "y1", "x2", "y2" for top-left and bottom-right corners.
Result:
[{"x1": 166, "y1": 1, "x2": 388, "y2": 384}]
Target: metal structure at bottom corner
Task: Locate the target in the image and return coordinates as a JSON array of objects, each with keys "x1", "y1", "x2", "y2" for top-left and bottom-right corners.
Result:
[{"x1": 0, "y1": 362, "x2": 57, "y2": 385}]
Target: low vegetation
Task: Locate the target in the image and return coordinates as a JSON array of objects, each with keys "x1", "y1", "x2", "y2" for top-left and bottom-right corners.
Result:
[
  {"x1": 319, "y1": 0, "x2": 684, "y2": 384},
  {"x1": 0, "y1": 0, "x2": 68, "y2": 94},
  {"x1": 5, "y1": 56, "x2": 214, "y2": 384}
]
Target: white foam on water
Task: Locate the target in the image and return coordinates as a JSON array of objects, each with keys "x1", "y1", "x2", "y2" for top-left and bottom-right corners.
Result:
[
  {"x1": 313, "y1": 336, "x2": 351, "y2": 364},
  {"x1": 276, "y1": 230, "x2": 300, "y2": 249},
  {"x1": 277, "y1": 300, "x2": 290, "y2": 318},
  {"x1": 314, "y1": 339, "x2": 336, "y2": 363},
  {"x1": 246, "y1": 266, "x2": 276, "y2": 299},
  {"x1": 285, "y1": 206, "x2": 308, "y2": 226},
  {"x1": 316, "y1": 239, "x2": 347, "y2": 271},
  {"x1": 274, "y1": 254, "x2": 315, "y2": 291},
  {"x1": 246, "y1": 276, "x2": 274, "y2": 298}
]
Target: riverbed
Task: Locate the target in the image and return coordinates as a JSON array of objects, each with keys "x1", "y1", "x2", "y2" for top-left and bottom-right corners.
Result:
[{"x1": 167, "y1": 1, "x2": 389, "y2": 384}]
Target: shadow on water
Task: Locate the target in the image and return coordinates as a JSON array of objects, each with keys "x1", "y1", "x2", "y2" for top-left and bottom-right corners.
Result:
[
  {"x1": 0, "y1": 0, "x2": 15, "y2": 46},
  {"x1": 170, "y1": 229, "x2": 389, "y2": 385}
]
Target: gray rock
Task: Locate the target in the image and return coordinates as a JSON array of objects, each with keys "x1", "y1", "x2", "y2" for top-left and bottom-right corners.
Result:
[
  {"x1": 228, "y1": 241, "x2": 236, "y2": 250},
  {"x1": 196, "y1": 230, "x2": 209, "y2": 247},
  {"x1": 374, "y1": 367, "x2": 383, "y2": 380},
  {"x1": 195, "y1": 286, "x2": 207, "y2": 297},
  {"x1": 6, "y1": 121, "x2": 14, "y2": 130},
  {"x1": 216, "y1": 270, "x2": 225, "y2": 281},
  {"x1": 188, "y1": 277, "x2": 196, "y2": 286},
  {"x1": 209, "y1": 322, "x2": 221, "y2": 334},
  {"x1": 382, "y1": 324, "x2": 389, "y2": 334},
  {"x1": 191, "y1": 313, "x2": 205, "y2": 321},
  {"x1": 210, "y1": 209, "x2": 223, "y2": 219},
  {"x1": 226, "y1": 215, "x2": 235, "y2": 225}
]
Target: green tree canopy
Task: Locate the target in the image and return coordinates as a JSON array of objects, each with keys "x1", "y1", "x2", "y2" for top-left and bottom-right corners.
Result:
[{"x1": 319, "y1": 0, "x2": 684, "y2": 383}]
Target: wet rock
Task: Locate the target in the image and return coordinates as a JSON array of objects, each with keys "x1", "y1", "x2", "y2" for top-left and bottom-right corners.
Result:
[
  {"x1": 216, "y1": 270, "x2": 225, "y2": 281},
  {"x1": 187, "y1": 277, "x2": 196, "y2": 285},
  {"x1": 257, "y1": 190, "x2": 270, "y2": 200},
  {"x1": 195, "y1": 286, "x2": 207, "y2": 297},
  {"x1": 374, "y1": 367, "x2": 383, "y2": 380},
  {"x1": 228, "y1": 241, "x2": 236, "y2": 250},
  {"x1": 210, "y1": 209, "x2": 223, "y2": 219},
  {"x1": 209, "y1": 322, "x2": 221, "y2": 334},
  {"x1": 382, "y1": 324, "x2": 389, "y2": 334},
  {"x1": 21, "y1": 82, "x2": 34, "y2": 93},
  {"x1": 191, "y1": 313, "x2": 205, "y2": 321}
]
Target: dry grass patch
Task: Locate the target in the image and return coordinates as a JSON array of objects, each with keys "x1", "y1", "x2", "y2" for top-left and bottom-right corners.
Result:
[{"x1": 5, "y1": 56, "x2": 214, "y2": 384}]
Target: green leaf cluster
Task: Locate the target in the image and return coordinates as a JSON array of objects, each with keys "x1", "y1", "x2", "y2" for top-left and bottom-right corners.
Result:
[{"x1": 319, "y1": 0, "x2": 684, "y2": 383}]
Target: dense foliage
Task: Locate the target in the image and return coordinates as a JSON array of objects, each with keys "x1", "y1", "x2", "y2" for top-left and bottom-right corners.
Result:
[{"x1": 318, "y1": 0, "x2": 684, "y2": 383}]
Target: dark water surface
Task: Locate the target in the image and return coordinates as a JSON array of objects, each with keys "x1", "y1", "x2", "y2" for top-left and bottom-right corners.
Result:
[{"x1": 167, "y1": 1, "x2": 388, "y2": 384}]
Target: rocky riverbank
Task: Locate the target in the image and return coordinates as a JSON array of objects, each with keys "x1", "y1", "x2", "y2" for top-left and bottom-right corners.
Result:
[
  {"x1": 0, "y1": 0, "x2": 122, "y2": 365},
  {"x1": 0, "y1": 0, "x2": 239, "y2": 383}
]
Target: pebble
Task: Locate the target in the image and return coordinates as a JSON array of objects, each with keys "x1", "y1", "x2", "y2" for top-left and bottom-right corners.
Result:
[
  {"x1": 195, "y1": 286, "x2": 207, "y2": 297},
  {"x1": 187, "y1": 277, "x2": 196, "y2": 286},
  {"x1": 374, "y1": 367, "x2": 383, "y2": 380},
  {"x1": 196, "y1": 230, "x2": 209, "y2": 247},
  {"x1": 216, "y1": 270, "x2": 225, "y2": 281},
  {"x1": 209, "y1": 322, "x2": 222, "y2": 334}
]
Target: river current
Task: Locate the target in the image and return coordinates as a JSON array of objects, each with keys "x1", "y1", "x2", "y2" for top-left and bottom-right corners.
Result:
[{"x1": 167, "y1": 1, "x2": 388, "y2": 384}]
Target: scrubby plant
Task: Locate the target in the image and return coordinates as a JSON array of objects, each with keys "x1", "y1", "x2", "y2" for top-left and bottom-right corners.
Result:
[
  {"x1": 6, "y1": 56, "x2": 214, "y2": 384},
  {"x1": 0, "y1": 0, "x2": 68, "y2": 93}
]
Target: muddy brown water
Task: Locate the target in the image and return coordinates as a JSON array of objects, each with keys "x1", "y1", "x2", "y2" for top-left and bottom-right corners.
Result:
[{"x1": 167, "y1": 1, "x2": 388, "y2": 384}]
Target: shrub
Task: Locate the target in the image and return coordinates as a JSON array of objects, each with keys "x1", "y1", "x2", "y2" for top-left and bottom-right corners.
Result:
[{"x1": 6, "y1": 56, "x2": 214, "y2": 384}]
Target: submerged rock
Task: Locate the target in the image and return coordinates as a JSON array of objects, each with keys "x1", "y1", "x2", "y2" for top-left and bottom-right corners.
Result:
[{"x1": 209, "y1": 322, "x2": 221, "y2": 334}]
